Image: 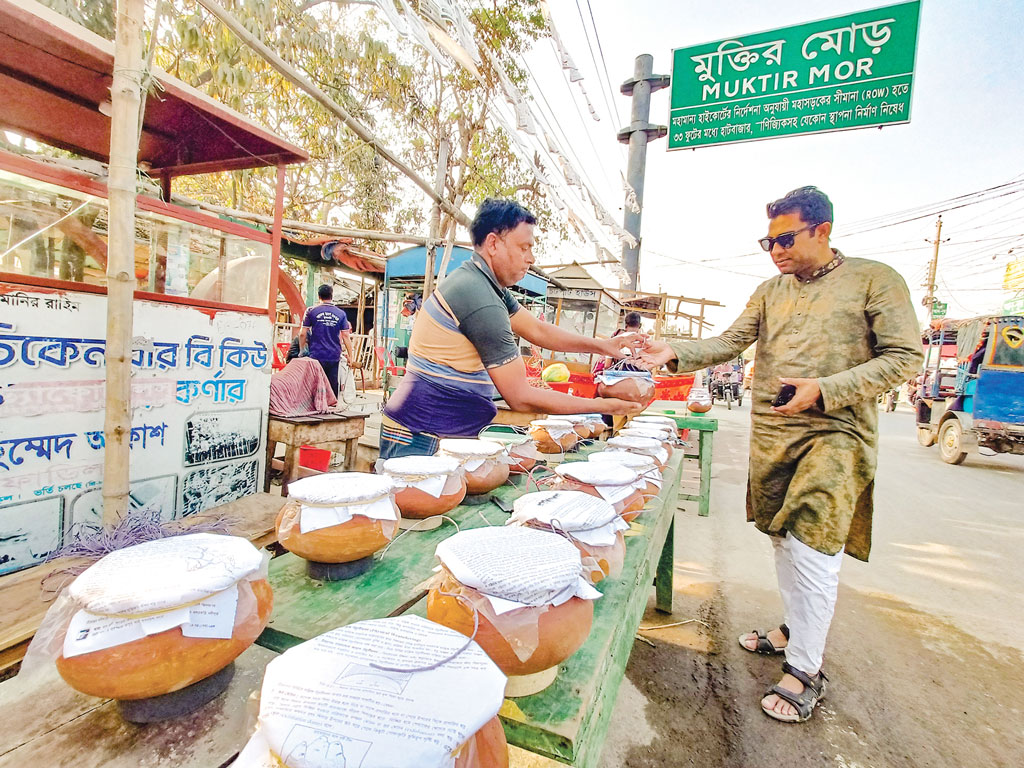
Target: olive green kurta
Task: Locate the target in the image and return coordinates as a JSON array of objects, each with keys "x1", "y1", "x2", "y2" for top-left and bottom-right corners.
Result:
[{"x1": 669, "y1": 254, "x2": 923, "y2": 561}]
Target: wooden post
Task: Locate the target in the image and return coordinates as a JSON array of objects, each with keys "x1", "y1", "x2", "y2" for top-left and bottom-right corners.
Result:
[
  {"x1": 356, "y1": 275, "x2": 366, "y2": 335},
  {"x1": 101, "y1": 0, "x2": 146, "y2": 526},
  {"x1": 422, "y1": 140, "x2": 449, "y2": 301},
  {"x1": 697, "y1": 300, "x2": 706, "y2": 340},
  {"x1": 268, "y1": 164, "x2": 286, "y2": 321},
  {"x1": 434, "y1": 193, "x2": 464, "y2": 290}
]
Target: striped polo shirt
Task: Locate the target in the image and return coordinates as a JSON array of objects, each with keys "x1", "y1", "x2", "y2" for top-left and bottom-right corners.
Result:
[{"x1": 383, "y1": 254, "x2": 522, "y2": 436}]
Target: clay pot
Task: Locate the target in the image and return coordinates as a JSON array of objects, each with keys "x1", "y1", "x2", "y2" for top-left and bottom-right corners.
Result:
[
  {"x1": 394, "y1": 475, "x2": 467, "y2": 518},
  {"x1": 427, "y1": 579, "x2": 593, "y2": 677},
  {"x1": 276, "y1": 502, "x2": 393, "y2": 562},
  {"x1": 56, "y1": 580, "x2": 273, "y2": 700},
  {"x1": 528, "y1": 420, "x2": 578, "y2": 454},
  {"x1": 597, "y1": 376, "x2": 655, "y2": 406},
  {"x1": 455, "y1": 715, "x2": 510, "y2": 768}
]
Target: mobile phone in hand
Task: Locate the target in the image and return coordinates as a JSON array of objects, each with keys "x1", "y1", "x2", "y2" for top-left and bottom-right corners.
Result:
[{"x1": 773, "y1": 384, "x2": 797, "y2": 407}]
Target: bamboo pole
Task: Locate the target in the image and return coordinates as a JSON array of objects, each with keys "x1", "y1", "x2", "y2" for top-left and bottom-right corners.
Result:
[
  {"x1": 356, "y1": 276, "x2": 366, "y2": 335},
  {"x1": 101, "y1": 0, "x2": 146, "y2": 527},
  {"x1": 195, "y1": 0, "x2": 470, "y2": 228},
  {"x1": 184, "y1": 199, "x2": 472, "y2": 249},
  {"x1": 434, "y1": 193, "x2": 465, "y2": 290},
  {"x1": 422, "y1": 140, "x2": 449, "y2": 300}
]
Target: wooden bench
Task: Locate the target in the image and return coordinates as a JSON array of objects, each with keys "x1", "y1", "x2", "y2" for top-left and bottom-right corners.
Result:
[
  {"x1": 0, "y1": 646, "x2": 276, "y2": 768},
  {"x1": 265, "y1": 412, "x2": 367, "y2": 496}
]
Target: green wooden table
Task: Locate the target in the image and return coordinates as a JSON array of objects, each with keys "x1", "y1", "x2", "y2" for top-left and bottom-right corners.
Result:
[
  {"x1": 648, "y1": 410, "x2": 718, "y2": 517},
  {"x1": 257, "y1": 474, "x2": 527, "y2": 651},
  {"x1": 258, "y1": 445, "x2": 682, "y2": 767}
]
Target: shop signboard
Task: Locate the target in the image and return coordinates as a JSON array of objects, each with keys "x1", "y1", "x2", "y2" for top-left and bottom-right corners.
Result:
[{"x1": 0, "y1": 288, "x2": 272, "y2": 575}]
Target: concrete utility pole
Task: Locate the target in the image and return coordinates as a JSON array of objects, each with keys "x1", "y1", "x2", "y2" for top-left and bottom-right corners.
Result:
[
  {"x1": 617, "y1": 54, "x2": 670, "y2": 290},
  {"x1": 922, "y1": 215, "x2": 944, "y2": 310}
]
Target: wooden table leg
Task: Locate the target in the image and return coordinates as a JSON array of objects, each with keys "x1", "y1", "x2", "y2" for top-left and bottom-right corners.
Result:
[
  {"x1": 263, "y1": 439, "x2": 276, "y2": 493},
  {"x1": 655, "y1": 517, "x2": 674, "y2": 613},
  {"x1": 344, "y1": 437, "x2": 359, "y2": 470},
  {"x1": 698, "y1": 431, "x2": 713, "y2": 517},
  {"x1": 281, "y1": 445, "x2": 299, "y2": 498}
]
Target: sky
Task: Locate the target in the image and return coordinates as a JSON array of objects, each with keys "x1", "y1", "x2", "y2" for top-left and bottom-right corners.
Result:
[{"x1": 525, "y1": 0, "x2": 1024, "y2": 334}]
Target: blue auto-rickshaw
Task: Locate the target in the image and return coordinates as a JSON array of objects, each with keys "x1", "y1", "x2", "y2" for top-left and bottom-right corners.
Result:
[{"x1": 916, "y1": 315, "x2": 1024, "y2": 464}]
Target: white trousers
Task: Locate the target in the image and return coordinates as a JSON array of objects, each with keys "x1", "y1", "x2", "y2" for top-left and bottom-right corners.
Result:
[{"x1": 772, "y1": 532, "x2": 843, "y2": 675}]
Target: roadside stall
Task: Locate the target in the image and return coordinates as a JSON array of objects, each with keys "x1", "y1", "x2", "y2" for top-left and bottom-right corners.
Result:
[{"x1": 0, "y1": 0, "x2": 306, "y2": 665}]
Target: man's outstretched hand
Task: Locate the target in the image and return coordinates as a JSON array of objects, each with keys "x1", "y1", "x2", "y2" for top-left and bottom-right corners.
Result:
[
  {"x1": 635, "y1": 339, "x2": 676, "y2": 370},
  {"x1": 594, "y1": 332, "x2": 648, "y2": 359},
  {"x1": 593, "y1": 396, "x2": 645, "y2": 415}
]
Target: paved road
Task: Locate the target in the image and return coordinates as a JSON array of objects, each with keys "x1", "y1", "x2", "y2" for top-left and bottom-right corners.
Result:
[{"x1": 591, "y1": 404, "x2": 1024, "y2": 768}]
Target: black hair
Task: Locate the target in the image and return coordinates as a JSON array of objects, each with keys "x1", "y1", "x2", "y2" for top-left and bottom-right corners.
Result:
[
  {"x1": 318, "y1": 284, "x2": 333, "y2": 301},
  {"x1": 470, "y1": 198, "x2": 537, "y2": 247},
  {"x1": 624, "y1": 311, "x2": 642, "y2": 328},
  {"x1": 766, "y1": 185, "x2": 833, "y2": 226}
]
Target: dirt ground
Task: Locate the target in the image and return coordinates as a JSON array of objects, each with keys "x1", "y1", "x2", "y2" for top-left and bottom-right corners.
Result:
[{"x1": 513, "y1": 405, "x2": 1024, "y2": 768}]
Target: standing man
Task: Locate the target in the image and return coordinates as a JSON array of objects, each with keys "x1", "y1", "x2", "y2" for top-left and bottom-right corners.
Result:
[
  {"x1": 300, "y1": 284, "x2": 356, "y2": 401},
  {"x1": 381, "y1": 198, "x2": 644, "y2": 459},
  {"x1": 640, "y1": 186, "x2": 922, "y2": 723}
]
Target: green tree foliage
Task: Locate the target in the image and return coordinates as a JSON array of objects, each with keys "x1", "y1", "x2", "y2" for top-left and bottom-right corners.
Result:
[{"x1": 40, "y1": 1, "x2": 561, "y2": 249}]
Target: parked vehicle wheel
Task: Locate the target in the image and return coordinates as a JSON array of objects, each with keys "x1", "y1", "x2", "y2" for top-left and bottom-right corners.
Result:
[
  {"x1": 916, "y1": 427, "x2": 935, "y2": 447},
  {"x1": 938, "y1": 419, "x2": 967, "y2": 464},
  {"x1": 724, "y1": 387, "x2": 733, "y2": 410}
]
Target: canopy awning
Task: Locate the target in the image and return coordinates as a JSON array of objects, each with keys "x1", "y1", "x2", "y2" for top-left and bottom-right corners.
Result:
[
  {"x1": 0, "y1": 0, "x2": 307, "y2": 177},
  {"x1": 385, "y1": 245, "x2": 549, "y2": 296}
]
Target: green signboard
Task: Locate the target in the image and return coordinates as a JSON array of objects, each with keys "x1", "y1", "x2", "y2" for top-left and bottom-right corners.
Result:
[
  {"x1": 668, "y1": 1, "x2": 921, "y2": 150},
  {"x1": 931, "y1": 301, "x2": 947, "y2": 319},
  {"x1": 1003, "y1": 294, "x2": 1024, "y2": 316}
]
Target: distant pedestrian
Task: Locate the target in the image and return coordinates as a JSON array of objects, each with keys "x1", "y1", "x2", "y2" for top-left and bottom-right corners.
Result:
[
  {"x1": 299, "y1": 284, "x2": 356, "y2": 401},
  {"x1": 640, "y1": 186, "x2": 922, "y2": 723}
]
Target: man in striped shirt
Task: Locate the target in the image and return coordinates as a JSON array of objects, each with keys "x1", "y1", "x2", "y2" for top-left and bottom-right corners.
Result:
[{"x1": 381, "y1": 199, "x2": 643, "y2": 459}]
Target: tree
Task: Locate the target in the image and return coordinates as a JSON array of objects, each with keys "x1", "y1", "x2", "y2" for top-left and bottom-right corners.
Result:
[{"x1": 41, "y1": 1, "x2": 563, "y2": 251}]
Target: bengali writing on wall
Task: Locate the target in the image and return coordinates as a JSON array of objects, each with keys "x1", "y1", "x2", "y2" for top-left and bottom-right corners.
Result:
[{"x1": 0, "y1": 286, "x2": 273, "y2": 575}]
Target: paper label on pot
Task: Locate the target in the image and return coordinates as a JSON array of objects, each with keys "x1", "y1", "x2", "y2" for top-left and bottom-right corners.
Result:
[
  {"x1": 182, "y1": 585, "x2": 239, "y2": 639},
  {"x1": 300, "y1": 497, "x2": 397, "y2": 533},
  {"x1": 463, "y1": 458, "x2": 486, "y2": 472},
  {"x1": 436, "y1": 527, "x2": 584, "y2": 607},
  {"x1": 411, "y1": 475, "x2": 448, "y2": 498},
  {"x1": 63, "y1": 611, "x2": 149, "y2": 658},
  {"x1": 595, "y1": 484, "x2": 636, "y2": 505},
  {"x1": 63, "y1": 583, "x2": 243, "y2": 656},
  {"x1": 654, "y1": 448, "x2": 668, "y2": 464},
  {"x1": 545, "y1": 425, "x2": 574, "y2": 440},
  {"x1": 232, "y1": 615, "x2": 506, "y2": 768}
]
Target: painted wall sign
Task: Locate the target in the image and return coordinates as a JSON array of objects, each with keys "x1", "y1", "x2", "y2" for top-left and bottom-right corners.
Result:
[{"x1": 0, "y1": 285, "x2": 272, "y2": 575}]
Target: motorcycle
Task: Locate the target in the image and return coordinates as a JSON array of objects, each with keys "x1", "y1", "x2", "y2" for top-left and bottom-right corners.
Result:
[{"x1": 710, "y1": 371, "x2": 743, "y2": 409}]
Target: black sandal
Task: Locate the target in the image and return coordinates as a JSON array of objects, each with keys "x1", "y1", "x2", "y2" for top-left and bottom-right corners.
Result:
[
  {"x1": 761, "y1": 661, "x2": 828, "y2": 723},
  {"x1": 737, "y1": 623, "x2": 789, "y2": 655}
]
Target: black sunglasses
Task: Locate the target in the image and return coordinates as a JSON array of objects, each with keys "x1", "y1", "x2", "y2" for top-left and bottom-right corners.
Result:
[{"x1": 758, "y1": 224, "x2": 818, "y2": 252}]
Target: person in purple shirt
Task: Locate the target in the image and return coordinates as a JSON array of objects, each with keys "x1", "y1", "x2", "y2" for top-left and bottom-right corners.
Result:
[{"x1": 299, "y1": 284, "x2": 355, "y2": 398}]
